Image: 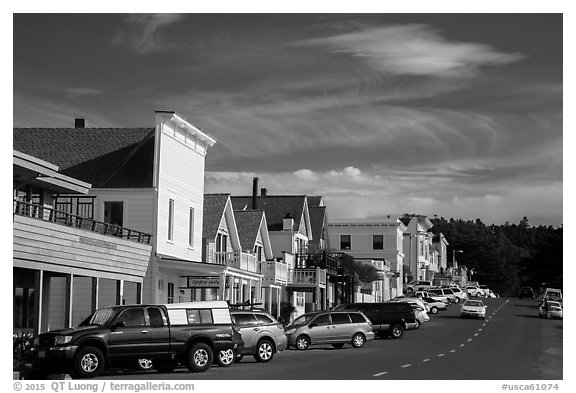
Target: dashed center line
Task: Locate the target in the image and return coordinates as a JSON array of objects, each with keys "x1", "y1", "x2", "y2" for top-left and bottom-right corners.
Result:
[
  {"x1": 460, "y1": 344, "x2": 465, "y2": 347},
  {"x1": 474, "y1": 333, "x2": 479, "y2": 337},
  {"x1": 423, "y1": 359, "x2": 431, "y2": 362},
  {"x1": 468, "y1": 338, "x2": 473, "y2": 342},
  {"x1": 438, "y1": 353, "x2": 445, "y2": 357},
  {"x1": 373, "y1": 371, "x2": 388, "y2": 377},
  {"x1": 450, "y1": 350, "x2": 456, "y2": 353},
  {"x1": 401, "y1": 364, "x2": 411, "y2": 368}
]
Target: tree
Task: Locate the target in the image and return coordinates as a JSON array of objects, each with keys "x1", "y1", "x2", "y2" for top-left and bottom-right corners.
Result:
[{"x1": 352, "y1": 262, "x2": 381, "y2": 291}]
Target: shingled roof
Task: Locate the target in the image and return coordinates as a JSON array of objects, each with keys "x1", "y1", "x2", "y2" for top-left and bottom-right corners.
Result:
[
  {"x1": 231, "y1": 195, "x2": 307, "y2": 232},
  {"x1": 308, "y1": 206, "x2": 327, "y2": 249},
  {"x1": 234, "y1": 210, "x2": 265, "y2": 252},
  {"x1": 13, "y1": 128, "x2": 155, "y2": 188},
  {"x1": 203, "y1": 194, "x2": 231, "y2": 241}
]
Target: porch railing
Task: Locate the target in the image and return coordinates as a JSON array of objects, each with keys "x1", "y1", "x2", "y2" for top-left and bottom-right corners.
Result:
[
  {"x1": 213, "y1": 251, "x2": 259, "y2": 273},
  {"x1": 13, "y1": 199, "x2": 152, "y2": 244},
  {"x1": 260, "y1": 260, "x2": 289, "y2": 285},
  {"x1": 289, "y1": 267, "x2": 327, "y2": 287}
]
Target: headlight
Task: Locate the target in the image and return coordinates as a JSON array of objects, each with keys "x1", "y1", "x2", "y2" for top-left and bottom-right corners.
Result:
[
  {"x1": 55, "y1": 336, "x2": 73, "y2": 345},
  {"x1": 285, "y1": 328, "x2": 296, "y2": 335}
]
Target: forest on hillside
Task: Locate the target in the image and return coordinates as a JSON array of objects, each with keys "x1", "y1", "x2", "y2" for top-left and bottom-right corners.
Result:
[{"x1": 401, "y1": 215, "x2": 563, "y2": 296}]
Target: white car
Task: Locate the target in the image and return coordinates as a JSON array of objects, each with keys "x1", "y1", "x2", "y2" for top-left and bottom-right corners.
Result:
[
  {"x1": 539, "y1": 301, "x2": 563, "y2": 319},
  {"x1": 422, "y1": 297, "x2": 447, "y2": 314},
  {"x1": 465, "y1": 286, "x2": 484, "y2": 298},
  {"x1": 460, "y1": 300, "x2": 487, "y2": 319},
  {"x1": 427, "y1": 288, "x2": 452, "y2": 304},
  {"x1": 449, "y1": 287, "x2": 468, "y2": 302}
]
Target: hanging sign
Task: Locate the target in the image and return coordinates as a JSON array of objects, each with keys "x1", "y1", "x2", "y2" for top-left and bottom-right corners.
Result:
[{"x1": 186, "y1": 276, "x2": 220, "y2": 288}]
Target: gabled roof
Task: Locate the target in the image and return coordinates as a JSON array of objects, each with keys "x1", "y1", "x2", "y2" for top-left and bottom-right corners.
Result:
[
  {"x1": 231, "y1": 195, "x2": 308, "y2": 232},
  {"x1": 203, "y1": 194, "x2": 232, "y2": 241},
  {"x1": 307, "y1": 196, "x2": 324, "y2": 208},
  {"x1": 308, "y1": 206, "x2": 327, "y2": 246},
  {"x1": 13, "y1": 128, "x2": 155, "y2": 188},
  {"x1": 234, "y1": 210, "x2": 265, "y2": 252}
]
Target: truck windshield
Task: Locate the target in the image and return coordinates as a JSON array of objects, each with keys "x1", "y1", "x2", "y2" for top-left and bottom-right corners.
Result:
[{"x1": 79, "y1": 307, "x2": 116, "y2": 326}]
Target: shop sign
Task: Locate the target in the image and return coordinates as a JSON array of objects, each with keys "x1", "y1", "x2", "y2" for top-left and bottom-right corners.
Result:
[{"x1": 186, "y1": 276, "x2": 220, "y2": 288}]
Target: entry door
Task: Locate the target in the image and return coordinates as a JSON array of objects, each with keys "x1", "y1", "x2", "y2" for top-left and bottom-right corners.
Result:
[
  {"x1": 107, "y1": 308, "x2": 151, "y2": 361},
  {"x1": 146, "y1": 307, "x2": 171, "y2": 359}
]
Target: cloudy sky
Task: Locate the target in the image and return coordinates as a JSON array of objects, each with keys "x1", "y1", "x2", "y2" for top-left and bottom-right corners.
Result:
[{"x1": 13, "y1": 13, "x2": 563, "y2": 226}]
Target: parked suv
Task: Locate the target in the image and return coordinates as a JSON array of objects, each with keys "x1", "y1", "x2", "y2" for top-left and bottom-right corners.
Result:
[
  {"x1": 447, "y1": 287, "x2": 468, "y2": 303},
  {"x1": 284, "y1": 310, "x2": 374, "y2": 350},
  {"x1": 334, "y1": 302, "x2": 417, "y2": 339},
  {"x1": 230, "y1": 308, "x2": 287, "y2": 363},
  {"x1": 428, "y1": 288, "x2": 455, "y2": 303}
]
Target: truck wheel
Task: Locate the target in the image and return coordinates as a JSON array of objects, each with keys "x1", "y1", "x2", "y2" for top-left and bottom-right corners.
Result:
[
  {"x1": 389, "y1": 324, "x2": 404, "y2": 339},
  {"x1": 136, "y1": 358, "x2": 154, "y2": 371},
  {"x1": 254, "y1": 339, "x2": 274, "y2": 362},
  {"x1": 186, "y1": 343, "x2": 213, "y2": 373},
  {"x1": 73, "y1": 346, "x2": 105, "y2": 378},
  {"x1": 215, "y1": 348, "x2": 235, "y2": 367},
  {"x1": 155, "y1": 360, "x2": 178, "y2": 373}
]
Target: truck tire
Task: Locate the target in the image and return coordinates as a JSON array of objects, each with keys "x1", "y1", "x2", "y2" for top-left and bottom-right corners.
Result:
[
  {"x1": 389, "y1": 324, "x2": 404, "y2": 339},
  {"x1": 73, "y1": 346, "x2": 105, "y2": 378},
  {"x1": 186, "y1": 343, "x2": 213, "y2": 373}
]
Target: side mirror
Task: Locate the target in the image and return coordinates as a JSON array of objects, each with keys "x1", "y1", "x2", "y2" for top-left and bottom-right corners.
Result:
[{"x1": 112, "y1": 320, "x2": 125, "y2": 330}]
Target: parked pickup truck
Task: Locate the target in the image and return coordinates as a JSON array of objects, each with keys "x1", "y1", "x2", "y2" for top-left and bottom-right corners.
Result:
[{"x1": 31, "y1": 301, "x2": 238, "y2": 378}]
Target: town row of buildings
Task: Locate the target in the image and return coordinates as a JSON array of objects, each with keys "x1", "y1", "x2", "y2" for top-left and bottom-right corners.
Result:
[{"x1": 13, "y1": 111, "x2": 466, "y2": 335}]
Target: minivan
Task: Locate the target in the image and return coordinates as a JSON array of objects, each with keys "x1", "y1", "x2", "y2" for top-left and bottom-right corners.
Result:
[
  {"x1": 334, "y1": 302, "x2": 417, "y2": 339},
  {"x1": 284, "y1": 310, "x2": 374, "y2": 350}
]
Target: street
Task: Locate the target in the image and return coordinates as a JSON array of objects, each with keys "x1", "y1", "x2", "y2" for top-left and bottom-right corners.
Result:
[{"x1": 95, "y1": 297, "x2": 562, "y2": 380}]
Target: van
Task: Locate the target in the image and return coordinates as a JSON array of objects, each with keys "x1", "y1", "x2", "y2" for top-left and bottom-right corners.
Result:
[{"x1": 334, "y1": 302, "x2": 417, "y2": 339}]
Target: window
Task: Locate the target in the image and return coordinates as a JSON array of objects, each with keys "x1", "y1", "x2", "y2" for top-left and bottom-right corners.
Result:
[
  {"x1": 116, "y1": 308, "x2": 146, "y2": 327},
  {"x1": 373, "y1": 235, "x2": 384, "y2": 250},
  {"x1": 189, "y1": 207, "x2": 194, "y2": 247},
  {"x1": 255, "y1": 313, "x2": 275, "y2": 325},
  {"x1": 312, "y1": 314, "x2": 331, "y2": 326},
  {"x1": 330, "y1": 313, "x2": 351, "y2": 325},
  {"x1": 186, "y1": 309, "x2": 214, "y2": 324},
  {"x1": 340, "y1": 235, "x2": 351, "y2": 250},
  {"x1": 232, "y1": 313, "x2": 257, "y2": 326},
  {"x1": 167, "y1": 282, "x2": 175, "y2": 304},
  {"x1": 349, "y1": 313, "x2": 368, "y2": 324},
  {"x1": 254, "y1": 245, "x2": 263, "y2": 261},
  {"x1": 216, "y1": 233, "x2": 228, "y2": 252},
  {"x1": 104, "y1": 201, "x2": 124, "y2": 235},
  {"x1": 168, "y1": 199, "x2": 174, "y2": 241},
  {"x1": 147, "y1": 307, "x2": 166, "y2": 327}
]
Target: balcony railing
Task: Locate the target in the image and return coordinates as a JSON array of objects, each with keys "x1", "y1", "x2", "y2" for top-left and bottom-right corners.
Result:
[
  {"x1": 213, "y1": 251, "x2": 258, "y2": 273},
  {"x1": 13, "y1": 199, "x2": 152, "y2": 244},
  {"x1": 260, "y1": 260, "x2": 289, "y2": 286},
  {"x1": 288, "y1": 267, "x2": 327, "y2": 288}
]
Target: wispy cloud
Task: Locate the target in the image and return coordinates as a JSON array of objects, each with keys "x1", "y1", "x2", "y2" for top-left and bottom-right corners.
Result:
[
  {"x1": 294, "y1": 24, "x2": 527, "y2": 78},
  {"x1": 63, "y1": 87, "x2": 103, "y2": 98},
  {"x1": 113, "y1": 14, "x2": 185, "y2": 54}
]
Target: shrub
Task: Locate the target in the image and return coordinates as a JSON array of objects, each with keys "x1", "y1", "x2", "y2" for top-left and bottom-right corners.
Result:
[{"x1": 13, "y1": 331, "x2": 34, "y2": 372}]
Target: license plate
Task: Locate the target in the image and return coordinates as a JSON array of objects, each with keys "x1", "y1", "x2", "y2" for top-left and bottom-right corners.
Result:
[{"x1": 38, "y1": 351, "x2": 45, "y2": 358}]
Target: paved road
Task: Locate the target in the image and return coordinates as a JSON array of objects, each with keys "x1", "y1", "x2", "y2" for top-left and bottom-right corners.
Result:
[{"x1": 97, "y1": 297, "x2": 562, "y2": 380}]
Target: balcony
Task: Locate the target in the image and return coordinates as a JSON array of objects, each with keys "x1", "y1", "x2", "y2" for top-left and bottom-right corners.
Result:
[
  {"x1": 213, "y1": 251, "x2": 258, "y2": 273},
  {"x1": 288, "y1": 267, "x2": 327, "y2": 289},
  {"x1": 14, "y1": 200, "x2": 152, "y2": 244},
  {"x1": 260, "y1": 260, "x2": 289, "y2": 286}
]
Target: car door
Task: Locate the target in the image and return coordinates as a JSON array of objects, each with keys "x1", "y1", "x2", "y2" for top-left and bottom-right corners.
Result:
[
  {"x1": 146, "y1": 306, "x2": 171, "y2": 359},
  {"x1": 232, "y1": 313, "x2": 259, "y2": 352},
  {"x1": 329, "y1": 312, "x2": 353, "y2": 342},
  {"x1": 308, "y1": 314, "x2": 332, "y2": 344},
  {"x1": 107, "y1": 307, "x2": 151, "y2": 361}
]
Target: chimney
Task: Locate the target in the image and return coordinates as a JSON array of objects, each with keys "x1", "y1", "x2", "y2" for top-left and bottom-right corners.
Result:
[
  {"x1": 283, "y1": 213, "x2": 294, "y2": 231},
  {"x1": 252, "y1": 177, "x2": 259, "y2": 210},
  {"x1": 75, "y1": 118, "x2": 85, "y2": 128},
  {"x1": 261, "y1": 188, "x2": 267, "y2": 197}
]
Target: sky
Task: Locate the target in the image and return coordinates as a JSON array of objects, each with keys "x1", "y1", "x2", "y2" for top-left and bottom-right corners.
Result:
[{"x1": 12, "y1": 11, "x2": 564, "y2": 226}]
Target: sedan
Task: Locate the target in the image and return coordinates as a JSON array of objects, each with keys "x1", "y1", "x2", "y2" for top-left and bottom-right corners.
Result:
[
  {"x1": 538, "y1": 301, "x2": 563, "y2": 320},
  {"x1": 422, "y1": 297, "x2": 447, "y2": 314},
  {"x1": 460, "y1": 300, "x2": 487, "y2": 319}
]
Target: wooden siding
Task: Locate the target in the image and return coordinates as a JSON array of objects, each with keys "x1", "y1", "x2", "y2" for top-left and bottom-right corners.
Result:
[
  {"x1": 13, "y1": 215, "x2": 152, "y2": 281},
  {"x1": 90, "y1": 188, "x2": 155, "y2": 236},
  {"x1": 155, "y1": 127, "x2": 205, "y2": 263}
]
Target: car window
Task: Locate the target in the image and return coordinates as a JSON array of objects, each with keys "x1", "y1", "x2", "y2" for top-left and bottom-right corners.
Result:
[
  {"x1": 116, "y1": 308, "x2": 146, "y2": 327},
  {"x1": 330, "y1": 313, "x2": 352, "y2": 325},
  {"x1": 186, "y1": 309, "x2": 214, "y2": 325},
  {"x1": 312, "y1": 314, "x2": 331, "y2": 326},
  {"x1": 147, "y1": 307, "x2": 166, "y2": 327},
  {"x1": 232, "y1": 313, "x2": 258, "y2": 326},
  {"x1": 348, "y1": 313, "x2": 367, "y2": 323},
  {"x1": 255, "y1": 313, "x2": 275, "y2": 325}
]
